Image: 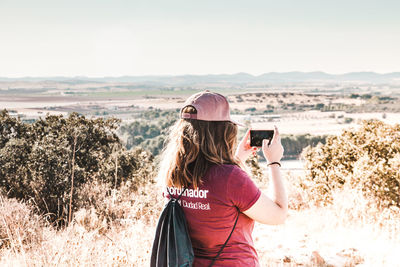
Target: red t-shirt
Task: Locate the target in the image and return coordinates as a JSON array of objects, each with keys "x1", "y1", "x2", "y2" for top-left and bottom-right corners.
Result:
[{"x1": 165, "y1": 164, "x2": 262, "y2": 267}]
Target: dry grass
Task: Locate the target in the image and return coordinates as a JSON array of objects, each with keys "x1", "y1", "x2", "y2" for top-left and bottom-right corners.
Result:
[
  {"x1": 254, "y1": 184, "x2": 400, "y2": 266},
  {"x1": 0, "y1": 195, "x2": 49, "y2": 251},
  {"x1": 1, "y1": 173, "x2": 399, "y2": 267},
  {"x1": 0, "y1": 220, "x2": 155, "y2": 266},
  {"x1": 0, "y1": 181, "x2": 163, "y2": 267}
]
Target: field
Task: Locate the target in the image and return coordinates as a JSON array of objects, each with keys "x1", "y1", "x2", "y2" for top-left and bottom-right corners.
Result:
[
  {"x1": 1, "y1": 80, "x2": 400, "y2": 266},
  {"x1": 1, "y1": 81, "x2": 400, "y2": 135}
]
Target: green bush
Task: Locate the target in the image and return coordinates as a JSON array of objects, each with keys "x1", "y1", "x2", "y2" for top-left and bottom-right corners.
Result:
[
  {"x1": 280, "y1": 134, "x2": 327, "y2": 159},
  {"x1": 301, "y1": 120, "x2": 400, "y2": 207},
  {"x1": 245, "y1": 107, "x2": 257, "y2": 112},
  {"x1": 0, "y1": 110, "x2": 155, "y2": 225},
  {"x1": 100, "y1": 147, "x2": 155, "y2": 190},
  {"x1": 119, "y1": 109, "x2": 178, "y2": 155}
]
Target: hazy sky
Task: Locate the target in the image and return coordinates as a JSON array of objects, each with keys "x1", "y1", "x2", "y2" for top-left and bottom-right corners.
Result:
[{"x1": 1, "y1": 0, "x2": 399, "y2": 77}]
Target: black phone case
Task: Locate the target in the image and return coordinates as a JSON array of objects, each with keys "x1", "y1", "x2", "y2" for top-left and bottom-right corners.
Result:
[{"x1": 250, "y1": 130, "x2": 274, "y2": 147}]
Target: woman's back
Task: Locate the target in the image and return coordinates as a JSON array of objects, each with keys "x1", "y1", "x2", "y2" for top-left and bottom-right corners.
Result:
[
  {"x1": 167, "y1": 164, "x2": 261, "y2": 267},
  {"x1": 156, "y1": 90, "x2": 287, "y2": 266}
]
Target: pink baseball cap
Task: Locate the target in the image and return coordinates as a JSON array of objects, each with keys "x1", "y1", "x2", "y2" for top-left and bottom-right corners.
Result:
[{"x1": 180, "y1": 90, "x2": 244, "y2": 126}]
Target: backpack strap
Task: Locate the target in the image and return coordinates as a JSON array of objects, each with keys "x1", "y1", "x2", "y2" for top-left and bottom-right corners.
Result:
[
  {"x1": 166, "y1": 187, "x2": 187, "y2": 201},
  {"x1": 209, "y1": 208, "x2": 240, "y2": 267}
]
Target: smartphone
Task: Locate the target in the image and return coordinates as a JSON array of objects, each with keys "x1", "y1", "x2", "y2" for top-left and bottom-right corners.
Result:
[{"x1": 250, "y1": 130, "x2": 274, "y2": 147}]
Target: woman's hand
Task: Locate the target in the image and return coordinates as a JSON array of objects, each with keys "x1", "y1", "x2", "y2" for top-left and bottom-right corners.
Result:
[
  {"x1": 244, "y1": 126, "x2": 288, "y2": 225},
  {"x1": 262, "y1": 126, "x2": 284, "y2": 163},
  {"x1": 235, "y1": 129, "x2": 257, "y2": 163}
]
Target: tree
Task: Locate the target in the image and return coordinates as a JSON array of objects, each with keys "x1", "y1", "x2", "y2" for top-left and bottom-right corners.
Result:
[
  {"x1": 301, "y1": 120, "x2": 400, "y2": 207},
  {"x1": 0, "y1": 111, "x2": 155, "y2": 225}
]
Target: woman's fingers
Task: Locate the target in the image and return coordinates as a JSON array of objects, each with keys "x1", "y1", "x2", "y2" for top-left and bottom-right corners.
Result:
[
  {"x1": 243, "y1": 129, "x2": 251, "y2": 142},
  {"x1": 271, "y1": 125, "x2": 280, "y2": 144},
  {"x1": 235, "y1": 129, "x2": 254, "y2": 162},
  {"x1": 240, "y1": 129, "x2": 251, "y2": 148},
  {"x1": 262, "y1": 139, "x2": 268, "y2": 149}
]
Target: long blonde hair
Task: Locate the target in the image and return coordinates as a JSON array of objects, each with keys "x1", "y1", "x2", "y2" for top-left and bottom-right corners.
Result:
[{"x1": 158, "y1": 106, "x2": 240, "y2": 189}]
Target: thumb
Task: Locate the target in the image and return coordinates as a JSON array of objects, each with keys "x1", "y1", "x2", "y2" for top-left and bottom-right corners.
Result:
[
  {"x1": 270, "y1": 126, "x2": 280, "y2": 144},
  {"x1": 262, "y1": 139, "x2": 269, "y2": 150}
]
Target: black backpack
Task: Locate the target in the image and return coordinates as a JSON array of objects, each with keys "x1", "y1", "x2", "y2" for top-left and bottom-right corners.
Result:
[
  {"x1": 150, "y1": 188, "x2": 239, "y2": 267},
  {"x1": 151, "y1": 188, "x2": 194, "y2": 267}
]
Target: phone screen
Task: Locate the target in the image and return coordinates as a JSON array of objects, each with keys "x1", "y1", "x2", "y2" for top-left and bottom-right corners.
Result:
[{"x1": 250, "y1": 130, "x2": 274, "y2": 147}]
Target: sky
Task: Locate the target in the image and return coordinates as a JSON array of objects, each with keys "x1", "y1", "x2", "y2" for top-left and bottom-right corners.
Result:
[{"x1": 0, "y1": 0, "x2": 399, "y2": 77}]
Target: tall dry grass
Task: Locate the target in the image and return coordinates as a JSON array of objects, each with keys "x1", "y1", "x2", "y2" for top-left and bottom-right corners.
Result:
[
  {"x1": 0, "y1": 180, "x2": 163, "y2": 266},
  {"x1": 0, "y1": 195, "x2": 49, "y2": 250},
  {"x1": 254, "y1": 177, "x2": 400, "y2": 266},
  {"x1": 1, "y1": 171, "x2": 399, "y2": 266}
]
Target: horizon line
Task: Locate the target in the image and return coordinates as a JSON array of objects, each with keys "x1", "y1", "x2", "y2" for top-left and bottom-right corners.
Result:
[{"x1": 1, "y1": 70, "x2": 400, "y2": 79}]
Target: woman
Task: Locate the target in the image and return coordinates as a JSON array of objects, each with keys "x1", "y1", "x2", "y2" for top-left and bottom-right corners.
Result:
[{"x1": 158, "y1": 91, "x2": 288, "y2": 266}]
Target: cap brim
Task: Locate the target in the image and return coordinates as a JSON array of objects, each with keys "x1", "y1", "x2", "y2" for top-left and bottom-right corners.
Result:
[{"x1": 230, "y1": 119, "x2": 246, "y2": 127}]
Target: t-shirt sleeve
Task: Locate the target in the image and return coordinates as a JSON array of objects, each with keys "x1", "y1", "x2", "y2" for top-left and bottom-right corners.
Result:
[{"x1": 227, "y1": 166, "x2": 261, "y2": 212}]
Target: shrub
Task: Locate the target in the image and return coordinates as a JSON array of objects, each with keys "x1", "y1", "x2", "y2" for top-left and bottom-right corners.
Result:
[
  {"x1": 119, "y1": 110, "x2": 178, "y2": 155},
  {"x1": 315, "y1": 103, "x2": 325, "y2": 110},
  {"x1": 301, "y1": 120, "x2": 400, "y2": 207},
  {"x1": 350, "y1": 93, "x2": 359, "y2": 99},
  {"x1": 100, "y1": 147, "x2": 155, "y2": 190},
  {"x1": 344, "y1": 117, "x2": 354, "y2": 124},
  {"x1": 0, "y1": 111, "x2": 155, "y2": 225},
  {"x1": 245, "y1": 107, "x2": 257, "y2": 112},
  {"x1": 245, "y1": 154, "x2": 268, "y2": 187},
  {"x1": 280, "y1": 134, "x2": 327, "y2": 159},
  {"x1": 361, "y1": 94, "x2": 372, "y2": 99}
]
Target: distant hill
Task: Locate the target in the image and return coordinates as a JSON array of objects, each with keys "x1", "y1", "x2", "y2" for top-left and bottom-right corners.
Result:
[{"x1": 1, "y1": 72, "x2": 400, "y2": 85}]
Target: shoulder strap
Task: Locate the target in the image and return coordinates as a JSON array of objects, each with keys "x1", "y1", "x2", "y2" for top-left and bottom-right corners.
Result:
[
  {"x1": 166, "y1": 187, "x2": 187, "y2": 201},
  {"x1": 209, "y1": 208, "x2": 240, "y2": 267}
]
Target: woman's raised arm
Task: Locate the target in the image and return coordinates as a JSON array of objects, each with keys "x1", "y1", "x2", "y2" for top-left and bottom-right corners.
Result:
[{"x1": 243, "y1": 126, "x2": 288, "y2": 225}]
